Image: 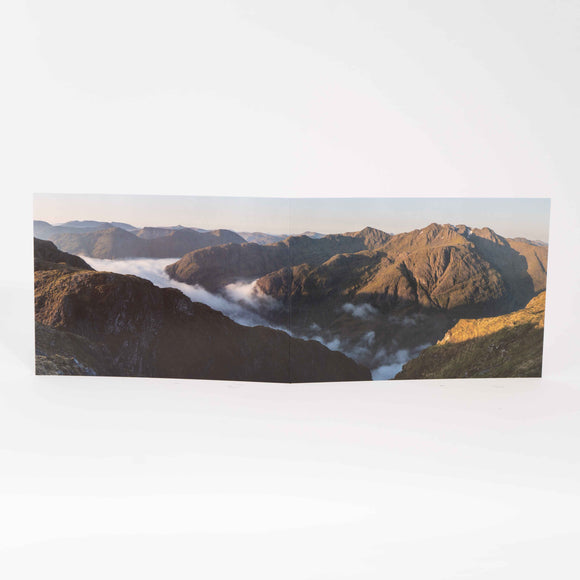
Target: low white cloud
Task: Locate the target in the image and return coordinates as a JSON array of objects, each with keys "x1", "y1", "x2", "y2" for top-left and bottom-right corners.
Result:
[
  {"x1": 370, "y1": 349, "x2": 410, "y2": 380},
  {"x1": 84, "y1": 256, "x2": 179, "y2": 283},
  {"x1": 371, "y1": 343, "x2": 432, "y2": 381},
  {"x1": 321, "y1": 337, "x2": 342, "y2": 351},
  {"x1": 362, "y1": 331, "x2": 375, "y2": 346},
  {"x1": 83, "y1": 257, "x2": 283, "y2": 329},
  {"x1": 342, "y1": 303, "x2": 378, "y2": 319},
  {"x1": 308, "y1": 335, "x2": 342, "y2": 351},
  {"x1": 224, "y1": 280, "x2": 281, "y2": 312},
  {"x1": 387, "y1": 313, "x2": 425, "y2": 327},
  {"x1": 372, "y1": 363, "x2": 406, "y2": 381}
]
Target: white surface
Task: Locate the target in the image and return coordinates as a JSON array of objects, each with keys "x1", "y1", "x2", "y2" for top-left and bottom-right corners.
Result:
[{"x1": 1, "y1": 1, "x2": 579, "y2": 578}]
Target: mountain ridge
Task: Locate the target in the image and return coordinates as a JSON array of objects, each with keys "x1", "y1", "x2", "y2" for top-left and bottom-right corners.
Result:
[
  {"x1": 211, "y1": 223, "x2": 547, "y2": 317},
  {"x1": 34, "y1": 239, "x2": 370, "y2": 382},
  {"x1": 34, "y1": 222, "x2": 246, "y2": 259}
]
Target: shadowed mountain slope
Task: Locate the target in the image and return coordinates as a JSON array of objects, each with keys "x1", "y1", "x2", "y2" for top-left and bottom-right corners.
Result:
[
  {"x1": 464, "y1": 227, "x2": 548, "y2": 306},
  {"x1": 34, "y1": 238, "x2": 94, "y2": 272},
  {"x1": 35, "y1": 322, "x2": 115, "y2": 376},
  {"x1": 34, "y1": 244, "x2": 370, "y2": 382}
]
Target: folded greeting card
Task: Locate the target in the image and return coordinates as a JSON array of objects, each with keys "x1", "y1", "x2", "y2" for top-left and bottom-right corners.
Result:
[{"x1": 33, "y1": 195, "x2": 549, "y2": 382}]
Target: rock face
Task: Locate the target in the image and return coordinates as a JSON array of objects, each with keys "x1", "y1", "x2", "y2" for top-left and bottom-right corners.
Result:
[
  {"x1": 35, "y1": 322, "x2": 114, "y2": 376},
  {"x1": 395, "y1": 291, "x2": 546, "y2": 379},
  {"x1": 34, "y1": 241, "x2": 370, "y2": 382},
  {"x1": 34, "y1": 222, "x2": 246, "y2": 259},
  {"x1": 59, "y1": 220, "x2": 136, "y2": 231}
]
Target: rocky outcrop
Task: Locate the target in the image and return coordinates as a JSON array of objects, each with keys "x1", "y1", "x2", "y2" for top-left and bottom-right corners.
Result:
[{"x1": 35, "y1": 322, "x2": 114, "y2": 376}]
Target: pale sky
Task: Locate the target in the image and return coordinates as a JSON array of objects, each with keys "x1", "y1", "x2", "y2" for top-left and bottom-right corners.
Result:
[{"x1": 34, "y1": 194, "x2": 551, "y2": 242}]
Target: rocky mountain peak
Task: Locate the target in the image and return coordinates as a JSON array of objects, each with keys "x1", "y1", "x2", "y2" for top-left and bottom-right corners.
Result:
[{"x1": 348, "y1": 226, "x2": 391, "y2": 250}]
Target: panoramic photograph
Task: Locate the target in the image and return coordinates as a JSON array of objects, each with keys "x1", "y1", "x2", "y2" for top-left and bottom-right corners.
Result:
[{"x1": 33, "y1": 195, "x2": 550, "y2": 383}]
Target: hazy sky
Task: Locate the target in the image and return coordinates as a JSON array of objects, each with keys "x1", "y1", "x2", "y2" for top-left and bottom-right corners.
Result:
[{"x1": 34, "y1": 194, "x2": 551, "y2": 241}]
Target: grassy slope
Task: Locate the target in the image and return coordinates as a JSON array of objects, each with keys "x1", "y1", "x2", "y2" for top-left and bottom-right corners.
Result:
[{"x1": 395, "y1": 292, "x2": 546, "y2": 379}]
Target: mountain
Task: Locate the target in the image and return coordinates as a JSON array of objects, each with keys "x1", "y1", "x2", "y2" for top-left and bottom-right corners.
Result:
[
  {"x1": 34, "y1": 239, "x2": 370, "y2": 382},
  {"x1": 395, "y1": 291, "x2": 546, "y2": 379},
  {"x1": 343, "y1": 226, "x2": 392, "y2": 250},
  {"x1": 238, "y1": 231, "x2": 327, "y2": 243},
  {"x1": 166, "y1": 227, "x2": 390, "y2": 291},
  {"x1": 33, "y1": 220, "x2": 58, "y2": 240},
  {"x1": 58, "y1": 220, "x2": 137, "y2": 231},
  {"x1": 511, "y1": 237, "x2": 548, "y2": 247},
  {"x1": 34, "y1": 222, "x2": 246, "y2": 259},
  {"x1": 300, "y1": 231, "x2": 325, "y2": 239},
  {"x1": 49, "y1": 227, "x2": 145, "y2": 258},
  {"x1": 461, "y1": 226, "x2": 548, "y2": 306},
  {"x1": 134, "y1": 227, "x2": 180, "y2": 239},
  {"x1": 34, "y1": 238, "x2": 94, "y2": 271},
  {"x1": 34, "y1": 220, "x2": 138, "y2": 238},
  {"x1": 164, "y1": 223, "x2": 548, "y2": 372},
  {"x1": 255, "y1": 223, "x2": 547, "y2": 317},
  {"x1": 237, "y1": 232, "x2": 287, "y2": 245}
]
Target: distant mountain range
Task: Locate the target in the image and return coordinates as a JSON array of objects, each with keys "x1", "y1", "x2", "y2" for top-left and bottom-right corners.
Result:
[
  {"x1": 33, "y1": 220, "x2": 327, "y2": 257},
  {"x1": 209, "y1": 231, "x2": 325, "y2": 244},
  {"x1": 34, "y1": 238, "x2": 370, "y2": 382},
  {"x1": 299, "y1": 231, "x2": 326, "y2": 239},
  {"x1": 34, "y1": 221, "x2": 246, "y2": 259},
  {"x1": 236, "y1": 232, "x2": 287, "y2": 245},
  {"x1": 56, "y1": 220, "x2": 137, "y2": 231}
]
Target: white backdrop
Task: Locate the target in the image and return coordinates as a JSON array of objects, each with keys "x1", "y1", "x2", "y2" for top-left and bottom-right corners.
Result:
[{"x1": 1, "y1": 1, "x2": 579, "y2": 578}]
